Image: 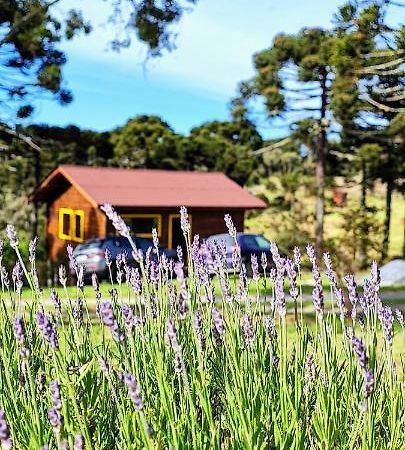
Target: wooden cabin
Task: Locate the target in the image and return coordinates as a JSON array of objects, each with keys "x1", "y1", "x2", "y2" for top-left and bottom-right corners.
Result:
[{"x1": 32, "y1": 165, "x2": 266, "y2": 264}]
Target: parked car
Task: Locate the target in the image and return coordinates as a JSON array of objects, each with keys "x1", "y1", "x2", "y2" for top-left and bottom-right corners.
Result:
[
  {"x1": 204, "y1": 233, "x2": 275, "y2": 276},
  {"x1": 72, "y1": 235, "x2": 177, "y2": 279}
]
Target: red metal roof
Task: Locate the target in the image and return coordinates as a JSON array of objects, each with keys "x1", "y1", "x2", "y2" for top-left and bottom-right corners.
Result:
[{"x1": 34, "y1": 165, "x2": 266, "y2": 209}]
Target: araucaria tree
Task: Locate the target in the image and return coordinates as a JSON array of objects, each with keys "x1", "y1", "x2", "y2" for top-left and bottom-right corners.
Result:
[{"x1": 238, "y1": 28, "x2": 336, "y2": 250}]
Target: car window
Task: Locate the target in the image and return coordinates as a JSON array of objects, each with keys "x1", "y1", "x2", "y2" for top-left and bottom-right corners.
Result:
[
  {"x1": 207, "y1": 234, "x2": 234, "y2": 247},
  {"x1": 255, "y1": 236, "x2": 271, "y2": 250},
  {"x1": 75, "y1": 241, "x2": 102, "y2": 252},
  {"x1": 240, "y1": 235, "x2": 271, "y2": 250},
  {"x1": 135, "y1": 237, "x2": 154, "y2": 252}
]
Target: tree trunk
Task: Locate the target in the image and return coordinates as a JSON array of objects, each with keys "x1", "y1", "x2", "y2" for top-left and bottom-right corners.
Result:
[
  {"x1": 382, "y1": 180, "x2": 393, "y2": 261},
  {"x1": 403, "y1": 192, "x2": 405, "y2": 257},
  {"x1": 358, "y1": 161, "x2": 368, "y2": 268},
  {"x1": 315, "y1": 72, "x2": 328, "y2": 253},
  {"x1": 32, "y1": 150, "x2": 41, "y2": 239}
]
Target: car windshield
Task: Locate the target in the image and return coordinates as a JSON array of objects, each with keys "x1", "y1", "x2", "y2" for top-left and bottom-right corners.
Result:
[
  {"x1": 74, "y1": 241, "x2": 102, "y2": 253},
  {"x1": 207, "y1": 234, "x2": 234, "y2": 248},
  {"x1": 240, "y1": 234, "x2": 271, "y2": 250}
]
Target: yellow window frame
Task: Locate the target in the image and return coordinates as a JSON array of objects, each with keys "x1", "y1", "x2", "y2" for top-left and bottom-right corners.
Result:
[
  {"x1": 168, "y1": 214, "x2": 192, "y2": 249},
  {"x1": 58, "y1": 208, "x2": 85, "y2": 242},
  {"x1": 121, "y1": 214, "x2": 162, "y2": 238}
]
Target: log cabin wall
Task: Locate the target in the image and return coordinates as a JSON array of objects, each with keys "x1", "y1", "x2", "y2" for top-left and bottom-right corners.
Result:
[
  {"x1": 110, "y1": 207, "x2": 244, "y2": 248},
  {"x1": 47, "y1": 184, "x2": 106, "y2": 263}
]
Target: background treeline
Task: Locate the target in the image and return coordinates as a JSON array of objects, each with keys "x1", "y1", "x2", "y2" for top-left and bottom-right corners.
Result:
[{"x1": 0, "y1": 0, "x2": 404, "y2": 274}]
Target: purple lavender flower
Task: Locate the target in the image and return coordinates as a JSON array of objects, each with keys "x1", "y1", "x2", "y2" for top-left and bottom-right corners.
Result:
[
  {"x1": 50, "y1": 289, "x2": 62, "y2": 315},
  {"x1": 36, "y1": 370, "x2": 46, "y2": 394},
  {"x1": 285, "y1": 258, "x2": 299, "y2": 304},
  {"x1": 99, "y1": 301, "x2": 124, "y2": 343},
  {"x1": 48, "y1": 380, "x2": 63, "y2": 434},
  {"x1": 0, "y1": 266, "x2": 9, "y2": 290},
  {"x1": 180, "y1": 206, "x2": 190, "y2": 235},
  {"x1": 149, "y1": 261, "x2": 159, "y2": 285},
  {"x1": 67, "y1": 244, "x2": 77, "y2": 271},
  {"x1": 191, "y1": 235, "x2": 200, "y2": 262},
  {"x1": 12, "y1": 262, "x2": 23, "y2": 295},
  {"x1": 129, "y1": 268, "x2": 142, "y2": 295},
  {"x1": 60, "y1": 441, "x2": 70, "y2": 450},
  {"x1": 363, "y1": 370, "x2": 375, "y2": 399},
  {"x1": 323, "y1": 252, "x2": 338, "y2": 290},
  {"x1": 13, "y1": 316, "x2": 25, "y2": 345},
  {"x1": 124, "y1": 374, "x2": 144, "y2": 411},
  {"x1": 251, "y1": 254, "x2": 259, "y2": 282},
  {"x1": 176, "y1": 246, "x2": 183, "y2": 266},
  {"x1": 264, "y1": 317, "x2": 277, "y2": 341},
  {"x1": 306, "y1": 246, "x2": 324, "y2": 318},
  {"x1": 344, "y1": 274, "x2": 358, "y2": 318},
  {"x1": 238, "y1": 263, "x2": 248, "y2": 301},
  {"x1": 193, "y1": 310, "x2": 205, "y2": 351},
  {"x1": 242, "y1": 314, "x2": 255, "y2": 346},
  {"x1": 36, "y1": 312, "x2": 59, "y2": 349},
  {"x1": 50, "y1": 380, "x2": 62, "y2": 410},
  {"x1": 306, "y1": 244, "x2": 316, "y2": 265},
  {"x1": 370, "y1": 261, "x2": 380, "y2": 292},
  {"x1": 77, "y1": 265, "x2": 84, "y2": 290},
  {"x1": 59, "y1": 265, "x2": 67, "y2": 287},
  {"x1": 212, "y1": 307, "x2": 224, "y2": 344},
  {"x1": 378, "y1": 306, "x2": 394, "y2": 346},
  {"x1": 0, "y1": 409, "x2": 12, "y2": 449},
  {"x1": 121, "y1": 304, "x2": 136, "y2": 330},
  {"x1": 74, "y1": 433, "x2": 84, "y2": 450},
  {"x1": 29, "y1": 237, "x2": 37, "y2": 264},
  {"x1": 152, "y1": 228, "x2": 159, "y2": 249},
  {"x1": 165, "y1": 319, "x2": 180, "y2": 352},
  {"x1": 312, "y1": 285, "x2": 324, "y2": 319},
  {"x1": 174, "y1": 352, "x2": 185, "y2": 373},
  {"x1": 73, "y1": 298, "x2": 84, "y2": 328},
  {"x1": 261, "y1": 252, "x2": 267, "y2": 271},
  {"x1": 174, "y1": 263, "x2": 188, "y2": 319},
  {"x1": 293, "y1": 247, "x2": 301, "y2": 268},
  {"x1": 224, "y1": 214, "x2": 237, "y2": 239},
  {"x1": 97, "y1": 355, "x2": 111, "y2": 376},
  {"x1": 395, "y1": 309, "x2": 404, "y2": 327},
  {"x1": 274, "y1": 270, "x2": 286, "y2": 317},
  {"x1": 101, "y1": 204, "x2": 130, "y2": 237},
  {"x1": 351, "y1": 336, "x2": 368, "y2": 371},
  {"x1": 270, "y1": 242, "x2": 282, "y2": 271},
  {"x1": 48, "y1": 407, "x2": 63, "y2": 434},
  {"x1": 6, "y1": 224, "x2": 18, "y2": 249},
  {"x1": 304, "y1": 353, "x2": 315, "y2": 394}
]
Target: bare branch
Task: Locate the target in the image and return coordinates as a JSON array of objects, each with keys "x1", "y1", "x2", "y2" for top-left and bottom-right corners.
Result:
[
  {"x1": 252, "y1": 137, "x2": 292, "y2": 155},
  {"x1": 0, "y1": 124, "x2": 41, "y2": 152},
  {"x1": 364, "y1": 96, "x2": 405, "y2": 113},
  {"x1": 357, "y1": 56, "x2": 405, "y2": 73}
]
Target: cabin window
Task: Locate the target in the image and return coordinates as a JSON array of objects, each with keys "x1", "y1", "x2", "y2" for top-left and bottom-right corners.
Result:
[
  {"x1": 168, "y1": 214, "x2": 192, "y2": 249},
  {"x1": 58, "y1": 208, "x2": 84, "y2": 242},
  {"x1": 121, "y1": 214, "x2": 162, "y2": 238}
]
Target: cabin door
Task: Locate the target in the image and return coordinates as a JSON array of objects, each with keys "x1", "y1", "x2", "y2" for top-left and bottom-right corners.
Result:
[{"x1": 168, "y1": 214, "x2": 191, "y2": 252}]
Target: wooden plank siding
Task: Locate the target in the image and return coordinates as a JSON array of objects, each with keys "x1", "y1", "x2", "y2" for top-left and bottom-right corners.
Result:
[
  {"x1": 47, "y1": 184, "x2": 106, "y2": 263},
  {"x1": 46, "y1": 187, "x2": 245, "y2": 264},
  {"x1": 111, "y1": 207, "x2": 245, "y2": 249}
]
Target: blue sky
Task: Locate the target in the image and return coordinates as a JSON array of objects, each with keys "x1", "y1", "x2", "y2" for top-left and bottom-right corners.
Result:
[{"x1": 32, "y1": 0, "x2": 350, "y2": 138}]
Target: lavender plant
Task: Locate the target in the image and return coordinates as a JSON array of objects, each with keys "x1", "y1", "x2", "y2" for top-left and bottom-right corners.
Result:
[{"x1": 0, "y1": 207, "x2": 403, "y2": 449}]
